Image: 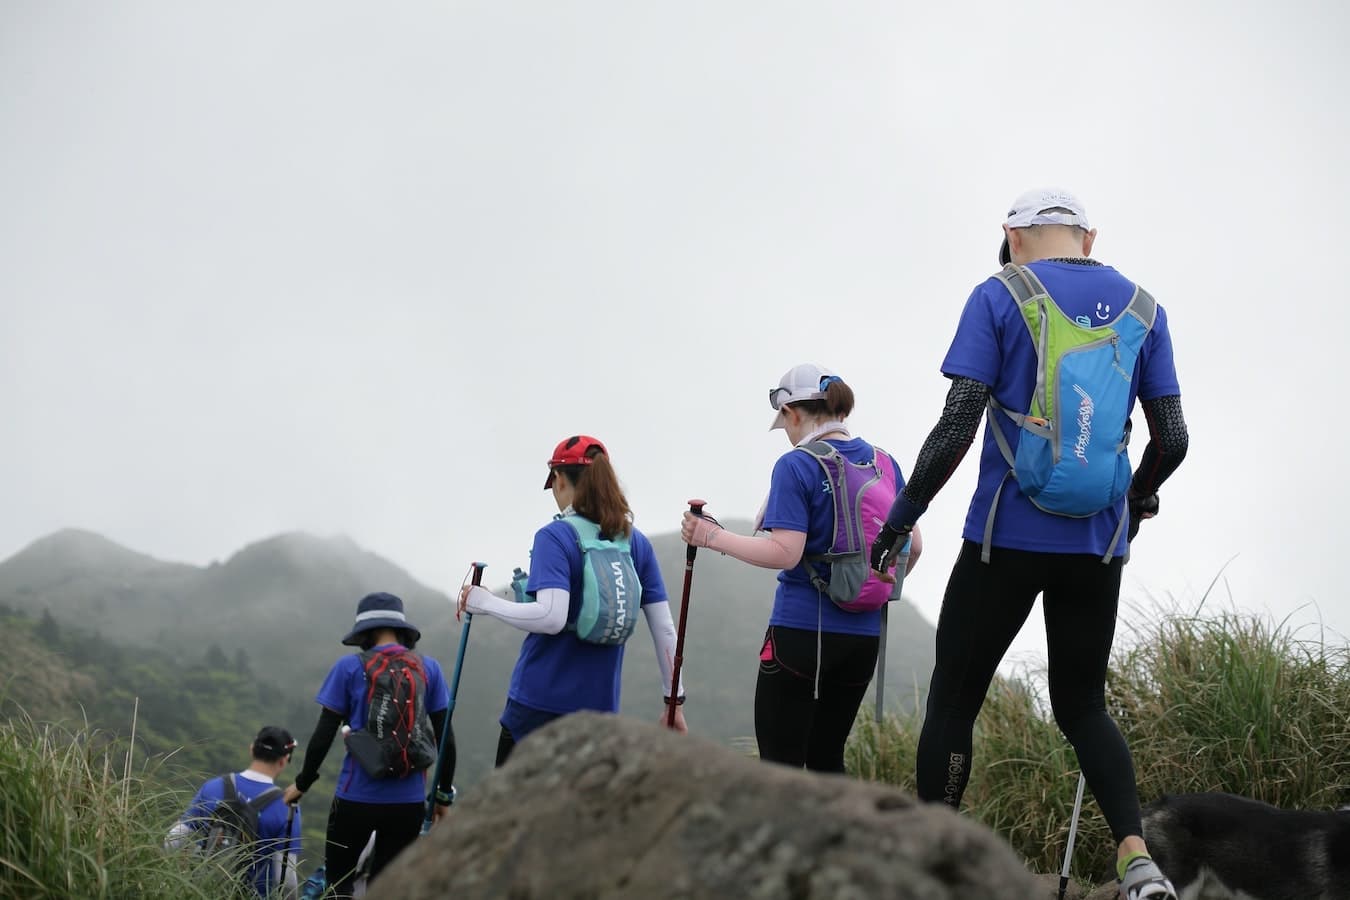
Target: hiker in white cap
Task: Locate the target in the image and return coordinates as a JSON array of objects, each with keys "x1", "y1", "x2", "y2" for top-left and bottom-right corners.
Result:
[
  {"x1": 869, "y1": 188, "x2": 1189, "y2": 900},
  {"x1": 680, "y1": 363, "x2": 921, "y2": 773}
]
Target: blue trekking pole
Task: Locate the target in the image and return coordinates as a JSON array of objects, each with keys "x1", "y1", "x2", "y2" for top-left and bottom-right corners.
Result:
[{"x1": 421, "y1": 561, "x2": 485, "y2": 834}]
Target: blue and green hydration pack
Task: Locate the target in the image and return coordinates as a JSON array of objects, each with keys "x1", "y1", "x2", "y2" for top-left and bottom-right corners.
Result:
[
  {"x1": 984, "y1": 263, "x2": 1156, "y2": 563},
  {"x1": 512, "y1": 515, "x2": 642, "y2": 645}
]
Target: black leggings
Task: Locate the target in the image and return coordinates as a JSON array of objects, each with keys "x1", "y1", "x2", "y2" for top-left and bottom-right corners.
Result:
[
  {"x1": 754, "y1": 625, "x2": 879, "y2": 772},
  {"x1": 324, "y1": 797, "x2": 424, "y2": 898},
  {"x1": 915, "y1": 541, "x2": 1143, "y2": 842}
]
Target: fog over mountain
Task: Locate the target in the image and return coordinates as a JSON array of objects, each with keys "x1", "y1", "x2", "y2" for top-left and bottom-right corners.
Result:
[{"x1": 0, "y1": 524, "x2": 936, "y2": 788}]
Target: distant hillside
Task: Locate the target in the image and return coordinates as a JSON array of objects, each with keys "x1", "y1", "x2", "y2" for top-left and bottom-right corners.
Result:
[{"x1": 0, "y1": 526, "x2": 936, "y2": 788}]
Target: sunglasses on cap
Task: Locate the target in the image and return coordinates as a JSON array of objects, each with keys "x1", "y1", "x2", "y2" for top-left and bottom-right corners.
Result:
[{"x1": 768, "y1": 374, "x2": 841, "y2": 411}]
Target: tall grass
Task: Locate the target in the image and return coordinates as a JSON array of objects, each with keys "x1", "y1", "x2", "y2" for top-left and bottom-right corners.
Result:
[
  {"x1": 0, "y1": 708, "x2": 257, "y2": 900},
  {"x1": 846, "y1": 603, "x2": 1350, "y2": 886}
]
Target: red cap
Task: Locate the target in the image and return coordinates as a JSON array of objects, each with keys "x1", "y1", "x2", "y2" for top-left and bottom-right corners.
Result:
[{"x1": 543, "y1": 435, "x2": 608, "y2": 489}]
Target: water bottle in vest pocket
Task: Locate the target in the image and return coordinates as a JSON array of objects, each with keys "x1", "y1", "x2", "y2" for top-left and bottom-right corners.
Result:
[{"x1": 561, "y1": 515, "x2": 642, "y2": 645}]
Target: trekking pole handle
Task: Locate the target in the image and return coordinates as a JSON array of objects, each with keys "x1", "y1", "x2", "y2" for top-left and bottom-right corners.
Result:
[
  {"x1": 686, "y1": 499, "x2": 705, "y2": 564},
  {"x1": 470, "y1": 562, "x2": 486, "y2": 588}
]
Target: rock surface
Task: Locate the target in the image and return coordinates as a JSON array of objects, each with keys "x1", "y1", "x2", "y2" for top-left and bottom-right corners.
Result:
[{"x1": 370, "y1": 712, "x2": 1047, "y2": 899}]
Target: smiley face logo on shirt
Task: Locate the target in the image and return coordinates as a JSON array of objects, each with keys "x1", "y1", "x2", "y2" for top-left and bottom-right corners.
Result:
[{"x1": 1095, "y1": 302, "x2": 1111, "y2": 321}]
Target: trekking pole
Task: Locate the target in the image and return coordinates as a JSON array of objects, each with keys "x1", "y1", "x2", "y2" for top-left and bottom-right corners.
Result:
[
  {"x1": 874, "y1": 534, "x2": 911, "y2": 725},
  {"x1": 667, "y1": 500, "x2": 704, "y2": 728},
  {"x1": 422, "y1": 561, "x2": 486, "y2": 835},
  {"x1": 279, "y1": 802, "x2": 295, "y2": 896},
  {"x1": 1058, "y1": 772, "x2": 1087, "y2": 900}
]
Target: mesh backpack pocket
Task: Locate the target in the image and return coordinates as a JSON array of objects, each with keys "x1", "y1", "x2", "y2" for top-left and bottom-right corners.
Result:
[
  {"x1": 351, "y1": 647, "x2": 437, "y2": 779},
  {"x1": 561, "y1": 515, "x2": 642, "y2": 645},
  {"x1": 797, "y1": 442, "x2": 900, "y2": 613}
]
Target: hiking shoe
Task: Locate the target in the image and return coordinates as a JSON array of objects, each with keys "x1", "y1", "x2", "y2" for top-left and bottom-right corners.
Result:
[{"x1": 1118, "y1": 856, "x2": 1177, "y2": 900}]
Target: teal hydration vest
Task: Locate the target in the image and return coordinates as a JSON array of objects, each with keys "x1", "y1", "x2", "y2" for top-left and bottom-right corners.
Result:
[{"x1": 561, "y1": 515, "x2": 642, "y2": 645}]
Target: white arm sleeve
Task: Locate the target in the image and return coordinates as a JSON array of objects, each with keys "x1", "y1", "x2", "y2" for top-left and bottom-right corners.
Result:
[
  {"x1": 464, "y1": 585, "x2": 568, "y2": 635},
  {"x1": 642, "y1": 600, "x2": 684, "y2": 698},
  {"x1": 164, "y1": 820, "x2": 192, "y2": 851}
]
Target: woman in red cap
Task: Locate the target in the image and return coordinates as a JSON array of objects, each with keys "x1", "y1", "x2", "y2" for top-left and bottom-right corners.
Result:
[{"x1": 459, "y1": 434, "x2": 686, "y2": 765}]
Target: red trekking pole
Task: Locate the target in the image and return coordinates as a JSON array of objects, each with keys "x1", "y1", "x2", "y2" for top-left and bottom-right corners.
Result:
[{"x1": 667, "y1": 499, "x2": 704, "y2": 728}]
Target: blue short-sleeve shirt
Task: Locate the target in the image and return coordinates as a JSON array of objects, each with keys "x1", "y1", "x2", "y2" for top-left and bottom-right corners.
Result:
[{"x1": 504, "y1": 519, "x2": 669, "y2": 722}]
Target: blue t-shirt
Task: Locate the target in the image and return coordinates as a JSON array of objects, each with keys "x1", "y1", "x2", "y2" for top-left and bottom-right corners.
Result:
[
  {"x1": 505, "y1": 518, "x2": 669, "y2": 725},
  {"x1": 181, "y1": 770, "x2": 299, "y2": 898},
  {"x1": 314, "y1": 645, "x2": 449, "y2": 804},
  {"x1": 760, "y1": 436, "x2": 906, "y2": 637},
  {"x1": 942, "y1": 261, "x2": 1182, "y2": 555}
]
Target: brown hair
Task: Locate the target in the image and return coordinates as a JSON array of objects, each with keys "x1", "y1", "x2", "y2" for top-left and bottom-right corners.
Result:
[
  {"x1": 786, "y1": 378, "x2": 855, "y2": 422},
  {"x1": 553, "y1": 446, "x2": 633, "y2": 539}
]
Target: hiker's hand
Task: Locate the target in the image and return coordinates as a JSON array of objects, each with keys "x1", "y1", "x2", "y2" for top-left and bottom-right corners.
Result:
[
  {"x1": 432, "y1": 802, "x2": 451, "y2": 825},
  {"x1": 1127, "y1": 491, "x2": 1159, "y2": 542},
  {"x1": 283, "y1": 784, "x2": 303, "y2": 805},
  {"x1": 660, "y1": 704, "x2": 688, "y2": 734},
  {"x1": 869, "y1": 523, "x2": 911, "y2": 581},
  {"x1": 681, "y1": 510, "x2": 722, "y2": 549}
]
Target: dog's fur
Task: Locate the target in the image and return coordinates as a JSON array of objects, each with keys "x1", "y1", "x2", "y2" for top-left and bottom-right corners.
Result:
[{"x1": 1141, "y1": 792, "x2": 1350, "y2": 900}]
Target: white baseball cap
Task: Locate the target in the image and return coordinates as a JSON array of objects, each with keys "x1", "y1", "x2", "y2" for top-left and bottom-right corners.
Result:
[
  {"x1": 998, "y1": 187, "x2": 1092, "y2": 265},
  {"x1": 768, "y1": 362, "x2": 841, "y2": 430}
]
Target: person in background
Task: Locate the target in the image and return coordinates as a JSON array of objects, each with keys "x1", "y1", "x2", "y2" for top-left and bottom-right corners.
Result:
[
  {"x1": 167, "y1": 725, "x2": 301, "y2": 898},
  {"x1": 283, "y1": 592, "x2": 453, "y2": 899}
]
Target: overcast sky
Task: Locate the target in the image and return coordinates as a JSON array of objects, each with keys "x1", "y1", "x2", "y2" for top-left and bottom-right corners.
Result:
[{"x1": 4, "y1": 1, "x2": 1348, "y2": 669}]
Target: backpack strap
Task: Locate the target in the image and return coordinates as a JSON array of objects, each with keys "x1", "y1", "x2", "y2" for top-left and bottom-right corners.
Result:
[
  {"x1": 248, "y1": 785, "x2": 284, "y2": 814},
  {"x1": 221, "y1": 772, "x2": 239, "y2": 802},
  {"x1": 982, "y1": 264, "x2": 1054, "y2": 565},
  {"x1": 1126, "y1": 285, "x2": 1157, "y2": 331},
  {"x1": 987, "y1": 264, "x2": 1056, "y2": 442},
  {"x1": 994, "y1": 261, "x2": 1049, "y2": 306}
]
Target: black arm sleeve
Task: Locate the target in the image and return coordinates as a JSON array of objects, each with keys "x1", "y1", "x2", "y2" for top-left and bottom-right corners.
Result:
[
  {"x1": 1130, "y1": 394, "x2": 1189, "y2": 496},
  {"x1": 428, "y1": 709, "x2": 456, "y2": 796},
  {"x1": 901, "y1": 376, "x2": 989, "y2": 507},
  {"x1": 293, "y1": 706, "x2": 341, "y2": 793}
]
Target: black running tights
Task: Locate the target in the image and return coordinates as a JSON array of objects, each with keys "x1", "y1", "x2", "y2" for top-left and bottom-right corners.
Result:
[
  {"x1": 915, "y1": 541, "x2": 1144, "y2": 843},
  {"x1": 324, "y1": 797, "x2": 423, "y2": 898},
  {"x1": 754, "y1": 625, "x2": 879, "y2": 772}
]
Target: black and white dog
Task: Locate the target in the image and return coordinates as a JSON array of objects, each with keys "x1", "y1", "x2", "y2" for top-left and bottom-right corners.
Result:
[{"x1": 1141, "y1": 792, "x2": 1350, "y2": 900}]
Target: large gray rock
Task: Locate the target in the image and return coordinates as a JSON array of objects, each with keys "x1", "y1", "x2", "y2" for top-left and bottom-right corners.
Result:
[{"x1": 371, "y1": 712, "x2": 1045, "y2": 899}]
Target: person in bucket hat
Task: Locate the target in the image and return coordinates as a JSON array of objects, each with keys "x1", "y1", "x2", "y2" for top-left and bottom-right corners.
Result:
[
  {"x1": 458, "y1": 434, "x2": 686, "y2": 766},
  {"x1": 679, "y1": 364, "x2": 922, "y2": 773},
  {"x1": 282, "y1": 593, "x2": 455, "y2": 898},
  {"x1": 868, "y1": 187, "x2": 1190, "y2": 900},
  {"x1": 166, "y1": 725, "x2": 301, "y2": 897}
]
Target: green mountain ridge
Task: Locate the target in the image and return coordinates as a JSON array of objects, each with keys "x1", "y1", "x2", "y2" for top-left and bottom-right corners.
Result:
[{"x1": 0, "y1": 526, "x2": 937, "y2": 789}]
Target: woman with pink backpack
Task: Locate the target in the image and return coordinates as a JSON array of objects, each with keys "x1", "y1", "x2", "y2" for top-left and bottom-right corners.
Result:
[{"x1": 680, "y1": 363, "x2": 922, "y2": 772}]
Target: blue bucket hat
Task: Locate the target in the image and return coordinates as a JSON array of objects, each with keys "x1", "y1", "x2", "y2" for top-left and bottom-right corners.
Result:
[{"x1": 341, "y1": 591, "x2": 422, "y2": 646}]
